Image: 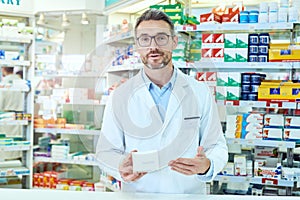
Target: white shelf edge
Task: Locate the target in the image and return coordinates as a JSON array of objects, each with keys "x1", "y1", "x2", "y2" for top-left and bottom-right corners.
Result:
[
  {"x1": 175, "y1": 22, "x2": 297, "y2": 32},
  {"x1": 226, "y1": 138, "x2": 296, "y2": 148},
  {"x1": 0, "y1": 60, "x2": 30, "y2": 66},
  {"x1": 214, "y1": 175, "x2": 295, "y2": 187},
  {"x1": 35, "y1": 72, "x2": 106, "y2": 78},
  {"x1": 0, "y1": 120, "x2": 29, "y2": 126},
  {"x1": 0, "y1": 145, "x2": 31, "y2": 152},
  {"x1": 217, "y1": 100, "x2": 299, "y2": 110},
  {"x1": 34, "y1": 128, "x2": 101, "y2": 135},
  {"x1": 0, "y1": 167, "x2": 30, "y2": 177},
  {"x1": 34, "y1": 157, "x2": 98, "y2": 166},
  {"x1": 0, "y1": 36, "x2": 33, "y2": 43}
]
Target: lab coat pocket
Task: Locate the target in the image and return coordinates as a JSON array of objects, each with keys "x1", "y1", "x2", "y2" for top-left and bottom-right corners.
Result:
[{"x1": 182, "y1": 116, "x2": 201, "y2": 130}]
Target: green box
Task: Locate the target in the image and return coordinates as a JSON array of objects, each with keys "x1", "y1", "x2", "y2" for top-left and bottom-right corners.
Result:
[
  {"x1": 236, "y1": 34, "x2": 249, "y2": 48},
  {"x1": 164, "y1": 4, "x2": 182, "y2": 12},
  {"x1": 190, "y1": 52, "x2": 201, "y2": 61},
  {"x1": 217, "y1": 72, "x2": 228, "y2": 86},
  {"x1": 190, "y1": 40, "x2": 202, "y2": 49},
  {"x1": 236, "y1": 48, "x2": 248, "y2": 62},
  {"x1": 227, "y1": 87, "x2": 240, "y2": 100},
  {"x1": 216, "y1": 86, "x2": 227, "y2": 100},
  {"x1": 225, "y1": 34, "x2": 236, "y2": 48},
  {"x1": 224, "y1": 48, "x2": 236, "y2": 62},
  {"x1": 228, "y1": 72, "x2": 241, "y2": 87}
]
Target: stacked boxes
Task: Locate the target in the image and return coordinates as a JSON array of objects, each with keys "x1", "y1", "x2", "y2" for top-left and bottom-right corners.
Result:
[
  {"x1": 241, "y1": 113, "x2": 264, "y2": 139},
  {"x1": 236, "y1": 34, "x2": 248, "y2": 62},
  {"x1": 201, "y1": 33, "x2": 224, "y2": 62},
  {"x1": 150, "y1": 4, "x2": 183, "y2": 25},
  {"x1": 216, "y1": 72, "x2": 241, "y2": 100},
  {"x1": 263, "y1": 114, "x2": 284, "y2": 140},
  {"x1": 248, "y1": 33, "x2": 270, "y2": 62},
  {"x1": 241, "y1": 73, "x2": 266, "y2": 101},
  {"x1": 283, "y1": 116, "x2": 300, "y2": 142},
  {"x1": 225, "y1": 114, "x2": 243, "y2": 138},
  {"x1": 196, "y1": 72, "x2": 216, "y2": 98}
]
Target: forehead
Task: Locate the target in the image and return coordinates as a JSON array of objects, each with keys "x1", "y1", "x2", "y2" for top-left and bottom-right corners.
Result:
[{"x1": 136, "y1": 20, "x2": 171, "y2": 36}]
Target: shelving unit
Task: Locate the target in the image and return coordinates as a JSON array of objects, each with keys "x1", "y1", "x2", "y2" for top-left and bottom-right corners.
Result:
[{"x1": 0, "y1": 13, "x2": 34, "y2": 189}]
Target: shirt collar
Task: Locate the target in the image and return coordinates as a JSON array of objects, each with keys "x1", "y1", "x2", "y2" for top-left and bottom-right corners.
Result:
[{"x1": 142, "y1": 67, "x2": 177, "y2": 91}]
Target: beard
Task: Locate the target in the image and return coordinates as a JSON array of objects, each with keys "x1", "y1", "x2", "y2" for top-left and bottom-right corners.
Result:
[{"x1": 141, "y1": 49, "x2": 172, "y2": 70}]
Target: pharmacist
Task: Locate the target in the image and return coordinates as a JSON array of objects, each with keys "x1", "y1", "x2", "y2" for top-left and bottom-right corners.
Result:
[
  {"x1": 0, "y1": 66, "x2": 24, "y2": 160},
  {"x1": 96, "y1": 9, "x2": 228, "y2": 194}
]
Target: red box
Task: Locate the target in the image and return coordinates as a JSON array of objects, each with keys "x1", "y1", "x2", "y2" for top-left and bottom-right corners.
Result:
[
  {"x1": 212, "y1": 48, "x2": 224, "y2": 58},
  {"x1": 200, "y1": 13, "x2": 222, "y2": 23},
  {"x1": 213, "y1": 34, "x2": 224, "y2": 43},
  {"x1": 202, "y1": 34, "x2": 214, "y2": 43},
  {"x1": 33, "y1": 173, "x2": 40, "y2": 187},
  {"x1": 206, "y1": 72, "x2": 217, "y2": 81},
  {"x1": 196, "y1": 72, "x2": 206, "y2": 81},
  {"x1": 43, "y1": 171, "x2": 52, "y2": 188},
  {"x1": 222, "y1": 12, "x2": 239, "y2": 23},
  {"x1": 202, "y1": 48, "x2": 213, "y2": 58}
]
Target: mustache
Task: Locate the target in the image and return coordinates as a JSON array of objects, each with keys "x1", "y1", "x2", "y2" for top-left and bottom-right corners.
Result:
[{"x1": 146, "y1": 49, "x2": 164, "y2": 57}]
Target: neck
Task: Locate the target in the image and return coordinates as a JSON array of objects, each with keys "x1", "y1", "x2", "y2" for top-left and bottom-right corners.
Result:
[{"x1": 144, "y1": 63, "x2": 174, "y2": 87}]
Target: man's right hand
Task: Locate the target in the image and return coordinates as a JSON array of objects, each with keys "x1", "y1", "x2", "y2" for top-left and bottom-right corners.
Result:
[{"x1": 119, "y1": 150, "x2": 147, "y2": 182}]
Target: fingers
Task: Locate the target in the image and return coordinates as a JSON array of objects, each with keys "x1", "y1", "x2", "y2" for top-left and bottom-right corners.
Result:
[{"x1": 196, "y1": 146, "x2": 206, "y2": 158}]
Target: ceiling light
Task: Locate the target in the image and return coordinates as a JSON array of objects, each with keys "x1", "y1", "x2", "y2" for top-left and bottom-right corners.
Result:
[
  {"x1": 37, "y1": 13, "x2": 46, "y2": 25},
  {"x1": 81, "y1": 12, "x2": 90, "y2": 25},
  {"x1": 61, "y1": 13, "x2": 70, "y2": 27}
]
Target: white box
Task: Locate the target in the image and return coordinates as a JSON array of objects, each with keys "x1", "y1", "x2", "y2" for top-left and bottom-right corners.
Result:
[
  {"x1": 264, "y1": 114, "x2": 284, "y2": 127},
  {"x1": 132, "y1": 150, "x2": 159, "y2": 172},
  {"x1": 234, "y1": 155, "x2": 247, "y2": 176},
  {"x1": 263, "y1": 127, "x2": 283, "y2": 140}
]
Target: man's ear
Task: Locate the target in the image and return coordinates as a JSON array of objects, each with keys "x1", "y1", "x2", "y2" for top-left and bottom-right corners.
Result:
[{"x1": 172, "y1": 35, "x2": 178, "y2": 50}]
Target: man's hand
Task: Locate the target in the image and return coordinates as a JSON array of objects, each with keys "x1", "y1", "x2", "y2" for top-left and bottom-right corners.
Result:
[
  {"x1": 119, "y1": 150, "x2": 147, "y2": 182},
  {"x1": 168, "y1": 146, "x2": 211, "y2": 175}
]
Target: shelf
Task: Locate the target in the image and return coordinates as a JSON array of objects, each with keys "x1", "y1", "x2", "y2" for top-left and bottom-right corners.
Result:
[
  {"x1": 0, "y1": 35, "x2": 33, "y2": 43},
  {"x1": 0, "y1": 167, "x2": 30, "y2": 177},
  {"x1": 35, "y1": 71, "x2": 105, "y2": 78},
  {"x1": 174, "y1": 61, "x2": 298, "y2": 71},
  {"x1": 226, "y1": 138, "x2": 296, "y2": 149},
  {"x1": 214, "y1": 175, "x2": 295, "y2": 187},
  {"x1": 0, "y1": 87, "x2": 30, "y2": 92},
  {"x1": 35, "y1": 128, "x2": 101, "y2": 135},
  {"x1": 107, "y1": 64, "x2": 143, "y2": 72},
  {"x1": 175, "y1": 22, "x2": 297, "y2": 32},
  {"x1": 34, "y1": 157, "x2": 98, "y2": 166},
  {"x1": 0, "y1": 120, "x2": 29, "y2": 126},
  {"x1": 0, "y1": 145, "x2": 31, "y2": 152},
  {"x1": 217, "y1": 100, "x2": 300, "y2": 110},
  {"x1": 103, "y1": 31, "x2": 134, "y2": 45},
  {"x1": 0, "y1": 60, "x2": 30, "y2": 66}
]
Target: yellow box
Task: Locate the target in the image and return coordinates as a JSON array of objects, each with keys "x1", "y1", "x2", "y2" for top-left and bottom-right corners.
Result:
[{"x1": 269, "y1": 45, "x2": 300, "y2": 62}]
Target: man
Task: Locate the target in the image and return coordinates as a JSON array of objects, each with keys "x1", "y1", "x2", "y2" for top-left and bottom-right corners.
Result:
[
  {"x1": 0, "y1": 66, "x2": 24, "y2": 160},
  {"x1": 96, "y1": 9, "x2": 228, "y2": 194}
]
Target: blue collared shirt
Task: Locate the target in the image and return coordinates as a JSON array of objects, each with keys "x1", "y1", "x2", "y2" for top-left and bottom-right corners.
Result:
[{"x1": 142, "y1": 69, "x2": 177, "y2": 122}]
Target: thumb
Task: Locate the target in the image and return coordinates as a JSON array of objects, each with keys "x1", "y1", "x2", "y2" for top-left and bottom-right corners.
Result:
[{"x1": 196, "y1": 146, "x2": 206, "y2": 158}]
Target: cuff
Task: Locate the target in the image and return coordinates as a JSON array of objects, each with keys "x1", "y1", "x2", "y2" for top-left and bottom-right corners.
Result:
[{"x1": 196, "y1": 159, "x2": 214, "y2": 181}]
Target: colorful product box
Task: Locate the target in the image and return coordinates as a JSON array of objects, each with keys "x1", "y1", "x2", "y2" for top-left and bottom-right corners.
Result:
[
  {"x1": 269, "y1": 46, "x2": 300, "y2": 62},
  {"x1": 206, "y1": 72, "x2": 217, "y2": 81},
  {"x1": 283, "y1": 128, "x2": 300, "y2": 141},
  {"x1": 200, "y1": 13, "x2": 222, "y2": 23},
  {"x1": 236, "y1": 48, "x2": 248, "y2": 62},
  {"x1": 201, "y1": 48, "x2": 213, "y2": 60},
  {"x1": 196, "y1": 72, "x2": 206, "y2": 81},
  {"x1": 264, "y1": 114, "x2": 284, "y2": 127},
  {"x1": 236, "y1": 34, "x2": 249, "y2": 48},
  {"x1": 228, "y1": 72, "x2": 241, "y2": 87},
  {"x1": 224, "y1": 34, "x2": 237, "y2": 48},
  {"x1": 212, "y1": 48, "x2": 224, "y2": 62},
  {"x1": 284, "y1": 116, "x2": 300, "y2": 127},
  {"x1": 221, "y1": 162, "x2": 235, "y2": 175},
  {"x1": 217, "y1": 72, "x2": 228, "y2": 86},
  {"x1": 234, "y1": 155, "x2": 247, "y2": 176},
  {"x1": 224, "y1": 48, "x2": 236, "y2": 62},
  {"x1": 241, "y1": 130, "x2": 263, "y2": 139},
  {"x1": 222, "y1": 12, "x2": 239, "y2": 23},
  {"x1": 254, "y1": 161, "x2": 282, "y2": 178},
  {"x1": 263, "y1": 127, "x2": 283, "y2": 140},
  {"x1": 243, "y1": 113, "x2": 264, "y2": 123},
  {"x1": 216, "y1": 86, "x2": 227, "y2": 100},
  {"x1": 227, "y1": 86, "x2": 240, "y2": 100}
]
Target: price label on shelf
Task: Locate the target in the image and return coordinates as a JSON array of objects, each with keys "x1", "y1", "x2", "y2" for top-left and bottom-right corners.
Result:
[
  {"x1": 221, "y1": 176, "x2": 229, "y2": 182},
  {"x1": 270, "y1": 103, "x2": 279, "y2": 108},
  {"x1": 225, "y1": 101, "x2": 234, "y2": 106}
]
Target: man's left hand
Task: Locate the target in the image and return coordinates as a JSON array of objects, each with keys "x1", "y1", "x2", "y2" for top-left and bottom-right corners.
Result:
[{"x1": 168, "y1": 146, "x2": 210, "y2": 175}]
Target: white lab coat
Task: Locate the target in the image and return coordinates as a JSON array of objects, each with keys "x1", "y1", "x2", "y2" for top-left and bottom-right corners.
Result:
[
  {"x1": 0, "y1": 74, "x2": 24, "y2": 160},
  {"x1": 96, "y1": 68, "x2": 228, "y2": 194}
]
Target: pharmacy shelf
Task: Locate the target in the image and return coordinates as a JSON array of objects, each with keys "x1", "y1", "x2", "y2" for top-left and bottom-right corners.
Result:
[
  {"x1": 175, "y1": 22, "x2": 297, "y2": 32},
  {"x1": 35, "y1": 71, "x2": 105, "y2": 78},
  {"x1": 34, "y1": 157, "x2": 98, "y2": 166},
  {"x1": 226, "y1": 138, "x2": 296, "y2": 149},
  {"x1": 0, "y1": 145, "x2": 31, "y2": 152},
  {"x1": 106, "y1": 64, "x2": 143, "y2": 72},
  {"x1": 103, "y1": 30, "x2": 134, "y2": 45},
  {"x1": 0, "y1": 167, "x2": 30, "y2": 177},
  {"x1": 217, "y1": 100, "x2": 300, "y2": 110},
  {"x1": 174, "y1": 61, "x2": 298, "y2": 71},
  {"x1": 0, "y1": 120, "x2": 28, "y2": 126},
  {"x1": 214, "y1": 175, "x2": 295, "y2": 187},
  {"x1": 0, "y1": 59, "x2": 31, "y2": 66},
  {"x1": 34, "y1": 128, "x2": 101, "y2": 136},
  {"x1": 0, "y1": 35, "x2": 33, "y2": 43}
]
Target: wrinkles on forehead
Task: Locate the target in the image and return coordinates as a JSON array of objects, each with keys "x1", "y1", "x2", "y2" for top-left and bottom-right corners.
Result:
[{"x1": 136, "y1": 27, "x2": 171, "y2": 38}]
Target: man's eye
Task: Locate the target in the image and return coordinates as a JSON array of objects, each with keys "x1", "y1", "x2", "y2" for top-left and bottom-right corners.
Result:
[{"x1": 140, "y1": 37, "x2": 150, "y2": 42}]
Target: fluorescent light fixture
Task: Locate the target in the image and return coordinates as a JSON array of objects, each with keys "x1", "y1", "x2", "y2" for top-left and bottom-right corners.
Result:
[
  {"x1": 61, "y1": 13, "x2": 70, "y2": 27},
  {"x1": 37, "y1": 13, "x2": 46, "y2": 25},
  {"x1": 81, "y1": 12, "x2": 90, "y2": 25}
]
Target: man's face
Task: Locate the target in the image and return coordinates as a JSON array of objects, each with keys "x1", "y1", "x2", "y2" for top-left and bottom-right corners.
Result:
[{"x1": 135, "y1": 20, "x2": 177, "y2": 70}]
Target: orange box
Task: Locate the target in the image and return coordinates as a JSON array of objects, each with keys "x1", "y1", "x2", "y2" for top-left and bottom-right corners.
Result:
[
  {"x1": 200, "y1": 13, "x2": 222, "y2": 23},
  {"x1": 222, "y1": 12, "x2": 239, "y2": 23}
]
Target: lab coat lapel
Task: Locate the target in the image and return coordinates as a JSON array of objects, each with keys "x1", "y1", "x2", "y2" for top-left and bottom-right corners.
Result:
[{"x1": 164, "y1": 71, "x2": 188, "y2": 127}]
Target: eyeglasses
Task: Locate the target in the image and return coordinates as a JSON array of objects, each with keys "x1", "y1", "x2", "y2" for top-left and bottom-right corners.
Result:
[{"x1": 136, "y1": 33, "x2": 173, "y2": 47}]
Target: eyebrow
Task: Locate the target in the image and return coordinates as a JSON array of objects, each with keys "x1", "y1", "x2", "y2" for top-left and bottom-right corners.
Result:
[{"x1": 137, "y1": 32, "x2": 170, "y2": 37}]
